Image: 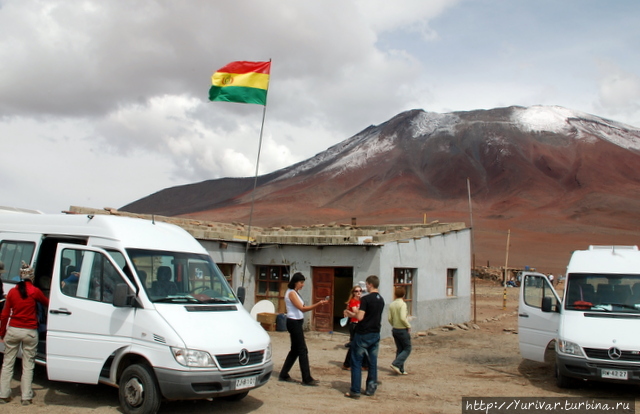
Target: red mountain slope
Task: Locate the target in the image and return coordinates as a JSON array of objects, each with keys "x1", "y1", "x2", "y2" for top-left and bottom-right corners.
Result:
[{"x1": 122, "y1": 105, "x2": 640, "y2": 274}]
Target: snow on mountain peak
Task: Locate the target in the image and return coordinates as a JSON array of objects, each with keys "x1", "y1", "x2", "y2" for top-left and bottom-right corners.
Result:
[
  {"x1": 411, "y1": 111, "x2": 461, "y2": 138},
  {"x1": 512, "y1": 105, "x2": 640, "y2": 151},
  {"x1": 512, "y1": 105, "x2": 575, "y2": 134}
]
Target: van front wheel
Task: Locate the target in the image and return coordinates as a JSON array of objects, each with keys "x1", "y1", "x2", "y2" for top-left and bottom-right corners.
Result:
[
  {"x1": 555, "y1": 363, "x2": 578, "y2": 389},
  {"x1": 119, "y1": 364, "x2": 162, "y2": 414}
]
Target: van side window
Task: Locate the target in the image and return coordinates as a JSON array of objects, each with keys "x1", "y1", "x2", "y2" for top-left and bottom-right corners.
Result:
[
  {"x1": 523, "y1": 275, "x2": 557, "y2": 310},
  {"x1": 0, "y1": 241, "x2": 36, "y2": 282},
  {"x1": 60, "y1": 248, "x2": 123, "y2": 304}
]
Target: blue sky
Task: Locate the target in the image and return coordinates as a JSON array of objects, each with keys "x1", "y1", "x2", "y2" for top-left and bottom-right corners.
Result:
[{"x1": 1, "y1": 0, "x2": 639, "y2": 213}]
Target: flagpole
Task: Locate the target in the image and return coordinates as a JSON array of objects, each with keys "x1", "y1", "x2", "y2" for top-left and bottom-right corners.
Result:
[{"x1": 240, "y1": 59, "x2": 271, "y2": 288}]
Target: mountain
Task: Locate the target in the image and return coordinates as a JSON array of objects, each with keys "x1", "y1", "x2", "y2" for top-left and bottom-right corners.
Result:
[{"x1": 121, "y1": 105, "x2": 640, "y2": 274}]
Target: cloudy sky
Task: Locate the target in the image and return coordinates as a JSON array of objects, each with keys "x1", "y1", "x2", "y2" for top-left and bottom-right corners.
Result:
[{"x1": 1, "y1": 0, "x2": 639, "y2": 214}]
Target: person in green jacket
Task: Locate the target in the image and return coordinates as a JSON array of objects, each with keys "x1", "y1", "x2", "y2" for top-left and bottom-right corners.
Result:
[{"x1": 388, "y1": 286, "x2": 411, "y2": 375}]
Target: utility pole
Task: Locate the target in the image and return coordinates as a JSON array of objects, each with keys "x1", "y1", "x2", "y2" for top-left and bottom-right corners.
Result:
[{"x1": 503, "y1": 229, "x2": 510, "y2": 310}]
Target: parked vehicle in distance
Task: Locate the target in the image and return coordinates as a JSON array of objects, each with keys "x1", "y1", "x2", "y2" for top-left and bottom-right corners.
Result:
[
  {"x1": 0, "y1": 212, "x2": 273, "y2": 414},
  {"x1": 518, "y1": 246, "x2": 640, "y2": 388}
]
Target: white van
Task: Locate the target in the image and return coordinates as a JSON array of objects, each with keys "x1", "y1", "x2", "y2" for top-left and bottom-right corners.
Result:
[
  {"x1": 519, "y1": 246, "x2": 640, "y2": 387},
  {"x1": 0, "y1": 213, "x2": 273, "y2": 413}
]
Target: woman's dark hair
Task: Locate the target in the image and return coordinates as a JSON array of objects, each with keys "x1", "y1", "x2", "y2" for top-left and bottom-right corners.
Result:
[
  {"x1": 287, "y1": 272, "x2": 306, "y2": 289},
  {"x1": 17, "y1": 280, "x2": 29, "y2": 299}
]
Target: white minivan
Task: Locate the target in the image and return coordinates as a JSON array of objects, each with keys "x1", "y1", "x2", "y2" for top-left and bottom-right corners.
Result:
[
  {"x1": 0, "y1": 213, "x2": 273, "y2": 413},
  {"x1": 519, "y1": 245, "x2": 640, "y2": 388}
]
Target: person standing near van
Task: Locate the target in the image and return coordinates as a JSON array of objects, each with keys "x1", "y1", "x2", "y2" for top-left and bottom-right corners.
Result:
[
  {"x1": 345, "y1": 275, "x2": 385, "y2": 399},
  {"x1": 388, "y1": 286, "x2": 411, "y2": 375},
  {"x1": 0, "y1": 262, "x2": 50, "y2": 405},
  {"x1": 279, "y1": 272, "x2": 328, "y2": 386},
  {"x1": 0, "y1": 261, "x2": 6, "y2": 313}
]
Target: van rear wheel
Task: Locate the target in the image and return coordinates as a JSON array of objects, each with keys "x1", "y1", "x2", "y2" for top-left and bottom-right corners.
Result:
[{"x1": 119, "y1": 364, "x2": 162, "y2": 414}]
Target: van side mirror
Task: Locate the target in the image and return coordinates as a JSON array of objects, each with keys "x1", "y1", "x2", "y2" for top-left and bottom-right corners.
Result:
[
  {"x1": 237, "y1": 286, "x2": 246, "y2": 305},
  {"x1": 113, "y1": 283, "x2": 135, "y2": 307},
  {"x1": 541, "y1": 296, "x2": 554, "y2": 312}
]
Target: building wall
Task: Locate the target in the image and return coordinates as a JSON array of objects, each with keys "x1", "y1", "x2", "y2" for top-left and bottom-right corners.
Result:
[
  {"x1": 198, "y1": 228, "x2": 471, "y2": 338},
  {"x1": 378, "y1": 229, "x2": 471, "y2": 337}
]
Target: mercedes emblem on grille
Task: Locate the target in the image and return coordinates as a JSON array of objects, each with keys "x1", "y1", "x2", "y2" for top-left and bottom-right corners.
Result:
[
  {"x1": 239, "y1": 348, "x2": 250, "y2": 365},
  {"x1": 608, "y1": 347, "x2": 622, "y2": 360}
]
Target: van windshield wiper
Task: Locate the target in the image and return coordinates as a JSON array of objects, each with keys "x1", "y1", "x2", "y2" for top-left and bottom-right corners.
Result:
[
  {"x1": 153, "y1": 296, "x2": 204, "y2": 304},
  {"x1": 201, "y1": 297, "x2": 236, "y2": 304},
  {"x1": 609, "y1": 303, "x2": 640, "y2": 311}
]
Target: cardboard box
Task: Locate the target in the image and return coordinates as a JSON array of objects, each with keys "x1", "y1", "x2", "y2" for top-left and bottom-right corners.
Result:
[
  {"x1": 260, "y1": 322, "x2": 276, "y2": 331},
  {"x1": 257, "y1": 312, "x2": 277, "y2": 324}
]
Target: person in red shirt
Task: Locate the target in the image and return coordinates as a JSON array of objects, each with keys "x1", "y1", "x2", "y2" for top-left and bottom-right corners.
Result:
[
  {"x1": 0, "y1": 262, "x2": 49, "y2": 406},
  {"x1": 342, "y1": 285, "x2": 369, "y2": 370}
]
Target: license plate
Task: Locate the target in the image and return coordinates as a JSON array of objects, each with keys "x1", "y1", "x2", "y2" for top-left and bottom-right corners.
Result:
[
  {"x1": 235, "y1": 376, "x2": 257, "y2": 390},
  {"x1": 601, "y1": 369, "x2": 628, "y2": 380}
]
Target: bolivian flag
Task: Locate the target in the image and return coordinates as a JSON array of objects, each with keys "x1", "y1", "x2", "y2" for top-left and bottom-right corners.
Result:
[{"x1": 209, "y1": 61, "x2": 270, "y2": 106}]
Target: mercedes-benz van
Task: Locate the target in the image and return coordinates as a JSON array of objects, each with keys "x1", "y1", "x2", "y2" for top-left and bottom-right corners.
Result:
[
  {"x1": 0, "y1": 213, "x2": 272, "y2": 413},
  {"x1": 519, "y1": 246, "x2": 640, "y2": 388}
]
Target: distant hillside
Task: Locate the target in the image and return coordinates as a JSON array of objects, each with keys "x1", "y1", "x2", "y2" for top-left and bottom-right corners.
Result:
[{"x1": 122, "y1": 105, "x2": 640, "y2": 274}]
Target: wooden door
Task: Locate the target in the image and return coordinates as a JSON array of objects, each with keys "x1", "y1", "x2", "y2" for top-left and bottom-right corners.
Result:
[{"x1": 312, "y1": 267, "x2": 334, "y2": 331}]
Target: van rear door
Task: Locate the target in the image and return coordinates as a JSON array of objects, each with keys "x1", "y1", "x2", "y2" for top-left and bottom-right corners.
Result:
[
  {"x1": 518, "y1": 272, "x2": 561, "y2": 362},
  {"x1": 47, "y1": 244, "x2": 136, "y2": 383}
]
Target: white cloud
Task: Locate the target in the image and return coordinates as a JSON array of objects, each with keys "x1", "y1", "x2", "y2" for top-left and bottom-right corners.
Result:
[{"x1": 596, "y1": 60, "x2": 640, "y2": 122}]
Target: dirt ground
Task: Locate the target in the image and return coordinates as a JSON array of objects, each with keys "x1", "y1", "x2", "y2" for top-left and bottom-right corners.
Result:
[{"x1": 1, "y1": 280, "x2": 638, "y2": 413}]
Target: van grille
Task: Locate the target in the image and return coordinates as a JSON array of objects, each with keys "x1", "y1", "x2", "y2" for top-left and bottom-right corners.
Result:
[
  {"x1": 584, "y1": 348, "x2": 640, "y2": 362},
  {"x1": 215, "y1": 350, "x2": 264, "y2": 368},
  {"x1": 153, "y1": 334, "x2": 166, "y2": 344}
]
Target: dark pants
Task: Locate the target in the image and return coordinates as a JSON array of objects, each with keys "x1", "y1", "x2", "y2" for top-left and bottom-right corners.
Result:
[
  {"x1": 280, "y1": 318, "x2": 313, "y2": 383},
  {"x1": 343, "y1": 322, "x2": 369, "y2": 368},
  {"x1": 391, "y1": 328, "x2": 412, "y2": 372},
  {"x1": 350, "y1": 332, "x2": 380, "y2": 395}
]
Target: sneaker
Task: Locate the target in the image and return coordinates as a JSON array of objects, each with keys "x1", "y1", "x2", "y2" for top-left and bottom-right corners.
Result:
[
  {"x1": 21, "y1": 399, "x2": 32, "y2": 406},
  {"x1": 302, "y1": 379, "x2": 319, "y2": 387},
  {"x1": 0, "y1": 397, "x2": 12, "y2": 404},
  {"x1": 364, "y1": 382, "x2": 377, "y2": 396},
  {"x1": 390, "y1": 364, "x2": 403, "y2": 375},
  {"x1": 341, "y1": 365, "x2": 350, "y2": 371},
  {"x1": 344, "y1": 391, "x2": 360, "y2": 399},
  {"x1": 401, "y1": 370, "x2": 408, "y2": 375}
]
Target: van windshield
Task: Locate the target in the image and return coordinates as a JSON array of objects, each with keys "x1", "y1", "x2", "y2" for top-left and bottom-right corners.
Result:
[
  {"x1": 565, "y1": 273, "x2": 640, "y2": 312},
  {"x1": 126, "y1": 248, "x2": 237, "y2": 304}
]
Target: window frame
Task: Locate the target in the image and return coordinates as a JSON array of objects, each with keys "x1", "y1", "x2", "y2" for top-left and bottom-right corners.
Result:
[
  {"x1": 255, "y1": 265, "x2": 290, "y2": 314},
  {"x1": 446, "y1": 268, "x2": 457, "y2": 297},
  {"x1": 393, "y1": 268, "x2": 414, "y2": 315}
]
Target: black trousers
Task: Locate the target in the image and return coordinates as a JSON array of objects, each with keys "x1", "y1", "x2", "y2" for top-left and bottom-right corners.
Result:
[{"x1": 280, "y1": 318, "x2": 313, "y2": 383}]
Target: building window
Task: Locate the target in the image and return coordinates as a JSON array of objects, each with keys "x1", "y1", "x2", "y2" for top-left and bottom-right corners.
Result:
[
  {"x1": 447, "y1": 268, "x2": 457, "y2": 297},
  {"x1": 217, "y1": 263, "x2": 235, "y2": 287},
  {"x1": 393, "y1": 268, "x2": 414, "y2": 315},
  {"x1": 255, "y1": 265, "x2": 290, "y2": 313}
]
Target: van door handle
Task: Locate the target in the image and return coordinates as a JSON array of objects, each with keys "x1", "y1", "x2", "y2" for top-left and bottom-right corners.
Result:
[
  {"x1": 50, "y1": 308, "x2": 72, "y2": 315},
  {"x1": 518, "y1": 313, "x2": 529, "y2": 318}
]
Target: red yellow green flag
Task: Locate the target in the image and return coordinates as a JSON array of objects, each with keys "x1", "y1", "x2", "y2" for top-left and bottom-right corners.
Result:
[{"x1": 209, "y1": 61, "x2": 271, "y2": 106}]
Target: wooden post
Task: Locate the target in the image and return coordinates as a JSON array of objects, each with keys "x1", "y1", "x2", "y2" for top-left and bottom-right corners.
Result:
[{"x1": 503, "y1": 229, "x2": 510, "y2": 310}]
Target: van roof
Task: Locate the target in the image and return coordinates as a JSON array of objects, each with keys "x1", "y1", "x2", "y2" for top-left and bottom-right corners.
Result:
[
  {"x1": 0, "y1": 213, "x2": 206, "y2": 253},
  {"x1": 567, "y1": 245, "x2": 640, "y2": 274}
]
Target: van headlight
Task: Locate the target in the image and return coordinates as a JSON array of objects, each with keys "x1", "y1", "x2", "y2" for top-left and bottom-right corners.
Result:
[
  {"x1": 171, "y1": 347, "x2": 216, "y2": 367},
  {"x1": 265, "y1": 343, "x2": 272, "y2": 361},
  {"x1": 557, "y1": 340, "x2": 584, "y2": 357}
]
